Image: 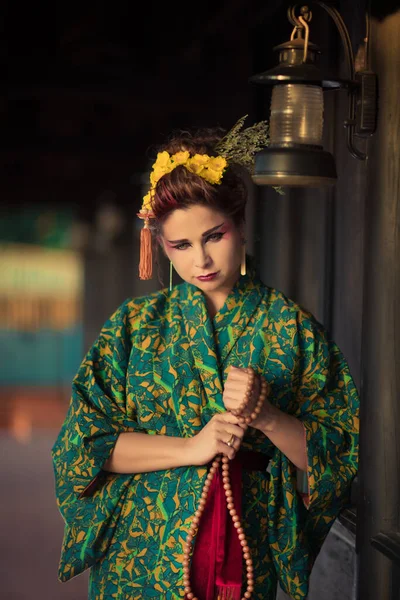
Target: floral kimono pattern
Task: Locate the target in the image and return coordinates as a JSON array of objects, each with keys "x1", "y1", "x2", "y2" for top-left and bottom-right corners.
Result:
[{"x1": 51, "y1": 271, "x2": 359, "y2": 600}]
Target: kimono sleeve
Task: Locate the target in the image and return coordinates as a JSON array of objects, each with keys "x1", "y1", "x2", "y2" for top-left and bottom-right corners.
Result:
[
  {"x1": 51, "y1": 299, "x2": 144, "y2": 582},
  {"x1": 267, "y1": 307, "x2": 359, "y2": 599},
  {"x1": 294, "y1": 310, "x2": 359, "y2": 515}
]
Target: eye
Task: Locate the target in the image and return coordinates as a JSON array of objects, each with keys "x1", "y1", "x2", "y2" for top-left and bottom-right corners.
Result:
[
  {"x1": 172, "y1": 242, "x2": 191, "y2": 251},
  {"x1": 206, "y1": 232, "x2": 224, "y2": 242}
]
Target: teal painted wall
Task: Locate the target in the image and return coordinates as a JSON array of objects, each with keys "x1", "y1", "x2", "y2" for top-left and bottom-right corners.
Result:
[{"x1": 0, "y1": 326, "x2": 83, "y2": 385}]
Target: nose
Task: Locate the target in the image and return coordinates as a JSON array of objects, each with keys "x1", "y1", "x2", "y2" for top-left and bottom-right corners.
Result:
[{"x1": 194, "y1": 245, "x2": 212, "y2": 269}]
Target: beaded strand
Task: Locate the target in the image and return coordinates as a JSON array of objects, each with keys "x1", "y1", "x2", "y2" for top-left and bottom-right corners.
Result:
[{"x1": 183, "y1": 367, "x2": 268, "y2": 600}]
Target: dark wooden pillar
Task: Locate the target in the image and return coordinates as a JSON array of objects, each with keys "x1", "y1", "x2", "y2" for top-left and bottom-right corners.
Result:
[{"x1": 357, "y1": 5, "x2": 400, "y2": 599}]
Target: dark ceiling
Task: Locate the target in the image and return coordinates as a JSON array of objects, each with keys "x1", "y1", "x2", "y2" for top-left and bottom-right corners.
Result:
[
  {"x1": 2, "y1": 1, "x2": 285, "y2": 81},
  {"x1": 0, "y1": 0, "x2": 326, "y2": 217}
]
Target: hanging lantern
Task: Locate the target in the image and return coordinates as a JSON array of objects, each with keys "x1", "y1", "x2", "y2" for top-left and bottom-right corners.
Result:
[{"x1": 249, "y1": 3, "x2": 378, "y2": 187}]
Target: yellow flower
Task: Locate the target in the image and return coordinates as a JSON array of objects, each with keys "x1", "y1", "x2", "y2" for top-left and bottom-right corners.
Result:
[
  {"x1": 171, "y1": 150, "x2": 190, "y2": 165},
  {"x1": 203, "y1": 168, "x2": 223, "y2": 184},
  {"x1": 207, "y1": 156, "x2": 227, "y2": 171},
  {"x1": 190, "y1": 154, "x2": 210, "y2": 167},
  {"x1": 154, "y1": 151, "x2": 171, "y2": 170},
  {"x1": 149, "y1": 154, "x2": 171, "y2": 185},
  {"x1": 151, "y1": 166, "x2": 167, "y2": 186},
  {"x1": 193, "y1": 156, "x2": 226, "y2": 184},
  {"x1": 188, "y1": 164, "x2": 204, "y2": 175},
  {"x1": 186, "y1": 154, "x2": 209, "y2": 176}
]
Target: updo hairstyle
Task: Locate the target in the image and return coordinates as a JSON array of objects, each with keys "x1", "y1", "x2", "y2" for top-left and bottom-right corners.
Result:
[{"x1": 150, "y1": 127, "x2": 248, "y2": 234}]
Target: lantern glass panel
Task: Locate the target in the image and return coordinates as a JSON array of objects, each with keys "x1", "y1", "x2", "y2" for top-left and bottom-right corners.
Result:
[{"x1": 270, "y1": 84, "x2": 324, "y2": 147}]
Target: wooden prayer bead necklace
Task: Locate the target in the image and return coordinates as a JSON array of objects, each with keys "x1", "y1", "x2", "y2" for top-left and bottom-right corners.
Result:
[{"x1": 183, "y1": 367, "x2": 268, "y2": 600}]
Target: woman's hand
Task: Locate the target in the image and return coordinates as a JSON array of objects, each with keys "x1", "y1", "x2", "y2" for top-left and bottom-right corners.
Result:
[
  {"x1": 223, "y1": 366, "x2": 261, "y2": 416},
  {"x1": 186, "y1": 412, "x2": 247, "y2": 466},
  {"x1": 223, "y1": 365, "x2": 278, "y2": 431}
]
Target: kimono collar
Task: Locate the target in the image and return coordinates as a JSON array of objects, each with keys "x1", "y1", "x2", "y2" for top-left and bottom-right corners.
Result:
[
  {"x1": 178, "y1": 268, "x2": 263, "y2": 321},
  {"x1": 177, "y1": 270, "x2": 265, "y2": 416}
]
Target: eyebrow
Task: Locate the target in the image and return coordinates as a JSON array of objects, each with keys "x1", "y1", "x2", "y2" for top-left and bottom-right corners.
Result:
[{"x1": 167, "y1": 222, "x2": 225, "y2": 244}]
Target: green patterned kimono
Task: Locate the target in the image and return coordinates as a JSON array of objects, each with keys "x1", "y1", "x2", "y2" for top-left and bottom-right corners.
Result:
[{"x1": 52, "y1": 271, "x2": 359, "y2": 600}]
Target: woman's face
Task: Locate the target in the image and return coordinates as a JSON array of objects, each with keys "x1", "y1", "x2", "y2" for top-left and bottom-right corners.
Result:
[{"x1": 160, "y1": 204, "x2": 244, "y2": 295}]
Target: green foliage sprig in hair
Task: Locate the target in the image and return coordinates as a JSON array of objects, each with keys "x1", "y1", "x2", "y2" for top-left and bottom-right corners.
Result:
[{"x1": 216, "y1": 114, "x2": 284, "y2": 195}]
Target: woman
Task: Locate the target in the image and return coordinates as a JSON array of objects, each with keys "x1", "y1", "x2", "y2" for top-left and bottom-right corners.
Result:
[{"x1": 52, "y1": 122, "x2": 359, "y2": 600}]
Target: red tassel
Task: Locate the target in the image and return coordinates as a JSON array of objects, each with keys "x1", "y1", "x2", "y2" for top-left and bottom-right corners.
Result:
[{"x1": 138, "y1": 220, "x2": 153, "y2": 280}]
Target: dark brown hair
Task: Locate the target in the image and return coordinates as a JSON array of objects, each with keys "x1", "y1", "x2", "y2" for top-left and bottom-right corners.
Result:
[{"x1": 150, "y1": 127, "x2": 248, "y2": 233}]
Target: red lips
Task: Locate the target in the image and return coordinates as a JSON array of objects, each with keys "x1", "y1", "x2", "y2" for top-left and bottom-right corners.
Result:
[{"x1": 197, "y1": 272, "x2": 218, "y2": 281}]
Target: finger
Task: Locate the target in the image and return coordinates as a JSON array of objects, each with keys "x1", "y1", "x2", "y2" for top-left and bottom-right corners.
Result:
[
  {"x1": 228, "y1": 369, "x2": 248, "y2": 379},
  {"x1": 218, "y1": 423, "x2": 246, "y2": 442},
  {"x1": 227, "y1": 432, "x2": 244, "y2": 451},
  {"x1": 228, "y1": 366, "x2": 252, "y2": 380},
  {"x1": 221, "y1": 397, "x2": 238, "y2": 413},
  {"x1": 226, "y1": 373, "x2": 261, "y2": 397},
  {"x1": 218, "y1": 430, "x2": 245, "y2": 448},
  {"x1": 215, "y1": 411, "x2": 242, "y2": 425},
  {"x1": 224, "y1": 377, "x2": 249, "y2": 390},
  {"x1": 224, "y1": 390, "x2": 250, "y2": 402},
  {"x1": 217, "y1": 441, "x2": 236, "y2": 460},
  {"x1": 225, "y1": 376, "x2": 255, "y2": 396},
  {"x1": 230, "y1": 437, "x2": 241, "y2": 451},
  {"x1": 226, "y1": 373, "x2": 249, "y2": 387},
  {"x1": 224, "y1": 378, "x2": 254, "y2": 394}
]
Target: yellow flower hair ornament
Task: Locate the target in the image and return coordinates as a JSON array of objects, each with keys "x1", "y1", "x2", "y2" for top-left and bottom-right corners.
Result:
[{"x1": 138, "y1": 151, "x2": 227, "y2": 216}]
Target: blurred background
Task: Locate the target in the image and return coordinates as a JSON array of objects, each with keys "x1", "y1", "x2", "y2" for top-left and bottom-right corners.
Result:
[{"x1": 1, "y1": 1, "x2": 400, "y2": 599}]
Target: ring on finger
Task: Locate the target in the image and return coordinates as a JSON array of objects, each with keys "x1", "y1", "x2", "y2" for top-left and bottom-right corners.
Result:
[{"x1": 226, "y1": 434, "x2": 235, "y2": 447}]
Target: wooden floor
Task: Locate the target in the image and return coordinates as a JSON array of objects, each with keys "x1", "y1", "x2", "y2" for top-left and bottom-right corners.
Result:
[{"x1": 0, "y1": 430, "x2": 89, "y2": 600}]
